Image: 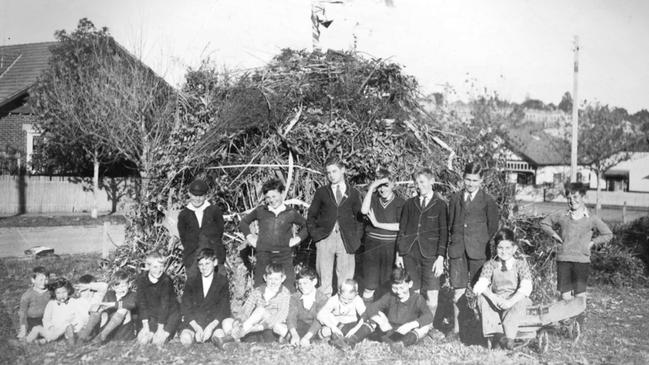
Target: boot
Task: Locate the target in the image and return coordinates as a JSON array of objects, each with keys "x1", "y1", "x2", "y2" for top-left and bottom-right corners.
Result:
[
  {"x1": 212, "y1": 334, "x2": 234, "y2": 350},
  {"x1": 347, "y1": 323, "x2": 374, "y2": 349},
  {"x1": 78, "y1": 312, "x2": 102, "y2": 342},
  {"x1": 64, "y1": 325, "x2": 76, "y2": 346},
  {"x1": 93, "y1": 312, "x2": 126, "y2": 344},
  {"x1": 401, "y1": 331, "x2": 418, "y2": 347}
]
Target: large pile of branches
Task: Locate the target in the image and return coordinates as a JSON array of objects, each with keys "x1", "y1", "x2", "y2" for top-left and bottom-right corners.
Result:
[{"x1": 107, "y1": 49, "x2": 512, "y2": 302}]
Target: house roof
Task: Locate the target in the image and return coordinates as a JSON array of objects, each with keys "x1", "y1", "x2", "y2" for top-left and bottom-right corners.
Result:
[
  {"x1": 0, "y1": 42, "x2": 56, "y2": 108},
  {"x1": 501, "y1": 127, "x2": 571, "y2": 166}
]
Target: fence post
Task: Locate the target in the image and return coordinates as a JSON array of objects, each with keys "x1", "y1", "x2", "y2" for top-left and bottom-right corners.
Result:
[
  {"x1": 622, "y1": 201, "x2": 627, "y2": 223},
  {"x1": 102, "y1": 222, "x2": 109, "y2": 259}
]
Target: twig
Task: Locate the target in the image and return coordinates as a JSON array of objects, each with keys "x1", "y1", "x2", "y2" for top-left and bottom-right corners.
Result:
[{"x1": 207, "y1": 163, "x2": 321, "y2": 175}]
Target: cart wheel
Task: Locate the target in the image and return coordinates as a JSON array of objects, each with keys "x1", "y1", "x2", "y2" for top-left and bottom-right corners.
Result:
[
  {"x1": 570, "y1": 319, "x2": 581, "y2": 342},
  {"x1": 537, "y1": 330, "x2": 549, "y2": 354}
]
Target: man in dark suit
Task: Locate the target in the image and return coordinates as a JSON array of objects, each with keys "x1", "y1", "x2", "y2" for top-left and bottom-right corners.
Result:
[
  {"x1": 307, "y1": 157, "x2": 363, "y2": 297},
  {"x1": 179, "y1": 248, "x2": 234, "y2": 348},
  {"x1": 446, "y1": 162, "x2": 499, "y2": 340},
  {"x1": 177, "y1": 179, "x2": 225, "y2": 277}
]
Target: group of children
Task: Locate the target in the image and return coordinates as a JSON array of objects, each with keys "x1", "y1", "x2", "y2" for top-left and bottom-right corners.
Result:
[{"x1": 16, "y1": 159, "x2": 612, "y2": 352}]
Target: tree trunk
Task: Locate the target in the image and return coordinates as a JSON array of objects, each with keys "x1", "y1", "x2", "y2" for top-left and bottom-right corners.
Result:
[
  {"x1": 92, "y1": 150, "x2": 99, "y2": 219},
  {"x1": 595, "y1": 170, "x2": 602, "y2": 214}
]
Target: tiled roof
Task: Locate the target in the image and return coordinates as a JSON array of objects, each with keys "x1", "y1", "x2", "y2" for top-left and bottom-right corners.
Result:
[
  {"x1": 0, "y1": 42, "x2": 56, "y2": 107},
  {"x1": 501, "y1": 127, "x2": 571, "y2": 166}
]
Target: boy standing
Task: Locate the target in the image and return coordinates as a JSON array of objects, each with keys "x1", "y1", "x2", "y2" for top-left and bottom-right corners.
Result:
[
  {"x1": 136, "y1": 251, "x2": 181, "y2": 347},
  {"x1": 240, "y1": 178, "x2": 308, "y2": 291},
  {"x1": 360, "y1": 169, "x2": 405, "y2": 303},
  {"x1": 447, "y1": 162, "x2": 499, "y2": 339},
  {"x1": 17, "y1": 267, "x2": 50, "y2": 339},
  {"x1": 307, "y1": 157, "x2": 363, "y2": 297},
  {"x1": 180, "y1": 248, "x2": 234, "y2": 348},
  {"x1": 177, "y1": 178, "x2": 225, "y2": 277},
  {"x1": 396, "y1": 168, "x2": 447, "y2": 328},
  {"x1": 540, "y1": 182, "x2": 612, "y2": 301}
]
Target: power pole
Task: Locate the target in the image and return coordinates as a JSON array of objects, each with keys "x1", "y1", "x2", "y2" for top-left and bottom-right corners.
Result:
[{"x1": 570, "y1": 36, "x2": 579, "y2": 182}]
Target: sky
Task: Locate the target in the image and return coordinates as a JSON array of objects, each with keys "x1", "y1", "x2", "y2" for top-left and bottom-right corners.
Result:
[{"x1": 1, "y1": 0, "x2": 648, "y2": 112}]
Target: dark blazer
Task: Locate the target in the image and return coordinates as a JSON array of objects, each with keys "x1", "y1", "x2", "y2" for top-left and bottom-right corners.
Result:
[
  {"x1": 181, "y1": 270, "x2": 231, "y2": 327},
  {"x1": 177, "y1": 203, "x2": 225, "y2": 265},
  {"x1": 396, "y1": 193, "x2": 448, "y2": 258},
  {"x1": 447, "y1": 189, "x2": 499, "y2": 260},
  {"x1": 306, "y1": 182, "x2": 363, "y2": 253},
  {"x1": 135, "y1": 273, "x2": 179, "y2": 324}
]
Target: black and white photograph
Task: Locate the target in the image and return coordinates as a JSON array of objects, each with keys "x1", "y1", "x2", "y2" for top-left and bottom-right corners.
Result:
[{"x1": 1, "y1": 0, "x2": 648, "y2": 364}]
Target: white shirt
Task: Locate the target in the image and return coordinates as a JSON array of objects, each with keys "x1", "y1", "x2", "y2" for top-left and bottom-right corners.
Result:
[
  {"x1": 268, "y1": 203, "x2": 287, "y2": 216},
  {"x1": 331, "y1": 182, "x2": 347, "y2": 199},
  {"x1": 473, "y1": 258, "x2": 533, "y2": 297},
  {"x1": 186, "y1": 201, "x2": 211, "y2": 228},
  {"x1": 464, "y1": 190, "x2": 478, "y2": 202},
  {"x1": 201, "y1": 273, "x2": 214, "y2": 297},
  {"x1": 420, "y1": 193, "x2": 433, "y2": 207}
]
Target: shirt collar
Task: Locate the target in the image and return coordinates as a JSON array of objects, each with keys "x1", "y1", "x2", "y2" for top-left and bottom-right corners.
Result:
[
  {"x1": 267, "y1": 203, "x2": 287, "y2": 216},
  {"x1": 186, "y1": 200, "x2": 210, "y2": 211}
]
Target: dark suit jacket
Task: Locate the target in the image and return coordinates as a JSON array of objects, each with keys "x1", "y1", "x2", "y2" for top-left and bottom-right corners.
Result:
[
  {"x1": 396, "y1": 193, "x2": 448, "y2": 258},
  {"x1": 177, "y1": 203, "x2": 225, "y2": 265},
  {"x1": 447, "y1": 189, "x2": 499, "y2": 260},
  {"x1": 180, "y1": 270, "x2": 231, "y2": 327},
  {"x1": 306, "y1": 182, "x2": 363, "y2": 253}
]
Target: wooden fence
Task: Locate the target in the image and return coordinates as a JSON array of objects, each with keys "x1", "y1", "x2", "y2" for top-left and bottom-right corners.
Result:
[{"x1": 0, "y1": 175, "x2": 133, "y2": 215}]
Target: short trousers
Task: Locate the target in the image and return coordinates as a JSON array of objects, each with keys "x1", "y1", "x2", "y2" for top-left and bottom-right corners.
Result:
[
  {"x1": 557, "y1": 261, "x2": 589, "y2": 295},
  {"x1": 403, "y1": 251, "x2": 439, "y2": 291},
  {"x1": 449, "y1": 254, "x2": 485, "y2": 289}
]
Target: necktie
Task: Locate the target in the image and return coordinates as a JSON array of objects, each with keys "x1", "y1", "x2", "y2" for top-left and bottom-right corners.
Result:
[
  {"x1": 500, "y1": 259, "x2": 508, "y2": 272},
  {"x1": 335, "y1": 185, "x2": 343, "y2": 204},
  {"x1": 420, "y1": 196, "x2": 426, "y2": 207},
  {"x1": 465, "y1": 192, "x2": 471, "y2": 202}
]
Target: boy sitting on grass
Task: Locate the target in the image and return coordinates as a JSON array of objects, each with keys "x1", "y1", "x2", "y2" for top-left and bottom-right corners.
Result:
[
  {"x1": 136, "y1": 251, "x2": 181, "y2": 347},
  {"x1": 17, "y1": 266, "x2": 50, "y2": 340},
  {"x1": 77, "y1": 270, "x2": 137, "y2": 344},
  {"x1": 340, "y1": 267, "x2": 433, "y2": 352},
  {"x1": 180, "y1": 248, "x2": 234, "y2": 349},
  {"x1": 284, "y1": 267, "x2": 328, "y2": 347},
  {"x1": 25, "y1": 278, "x2": 83, "y2": 345},
  {"x1": 74, "y1": 274, "x2": 108, "y2": 342},
  {"x1": 473, "y1": 228, "x2": 533, "y2": 350},
  {"x1": 317, "y1": 279, "x2": 366, "y2": 347},
  {"x1": 231, "y1": 264, "x2": 291, "y2": 342}
]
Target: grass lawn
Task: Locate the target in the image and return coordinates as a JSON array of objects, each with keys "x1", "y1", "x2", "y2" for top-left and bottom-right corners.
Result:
[{"x1": 1, "y1": 254, "x2": 648, "y2": 364}]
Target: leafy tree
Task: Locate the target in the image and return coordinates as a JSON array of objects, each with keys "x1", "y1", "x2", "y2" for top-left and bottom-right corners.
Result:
[
  {"x1": 579, "y1": 103, "x2": 643, "y2": 211},
  {"x1": 31, "y1": 18, "x2": 176, "y2": 218},
  {"x1": 558, "y1": 91, "x2": 573, "y2": 113}
]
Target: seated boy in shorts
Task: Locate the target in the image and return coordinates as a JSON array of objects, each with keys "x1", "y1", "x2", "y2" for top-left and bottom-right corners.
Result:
[
  {"x1": 136, "y1": 251, "x2": 181, "y2": 347},
  {"x1": 473, "y1": 228, "x2": 533, "y2": 350},
  {"x1": 284, "y1": 267, "x2": 328, "y2": 347},
  {"x1": 78, "y1": 270, "x2": 137, "y2": 344},
  {"x1": 180, "y1": 248, "x2": 234, "y2": 348},
  {"x1": 74, "y1": 274, "x2": 108, "y2": 342},
  {"x1": 317, "y1": 279, "x2": 366, "y2": 346},
  {"x1": 231, "y1": 264, "x2": 291, "y2": 342},
  {"x1": 340, "y1": 267, "x2": 433, "y2": 352},
  {"x1": 17, "y1": 266, "x2": 50, "y2": 339}
]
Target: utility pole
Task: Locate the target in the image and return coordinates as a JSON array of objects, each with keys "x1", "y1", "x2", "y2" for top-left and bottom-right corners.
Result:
[{"x1": 570, "y1": 36, "x2": 579, "y2": 182}]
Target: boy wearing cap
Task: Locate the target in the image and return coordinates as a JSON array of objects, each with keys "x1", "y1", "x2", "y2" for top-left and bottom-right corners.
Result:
[{"x1": 178, "y1": 179, "x2": 226, "y2": 277}]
